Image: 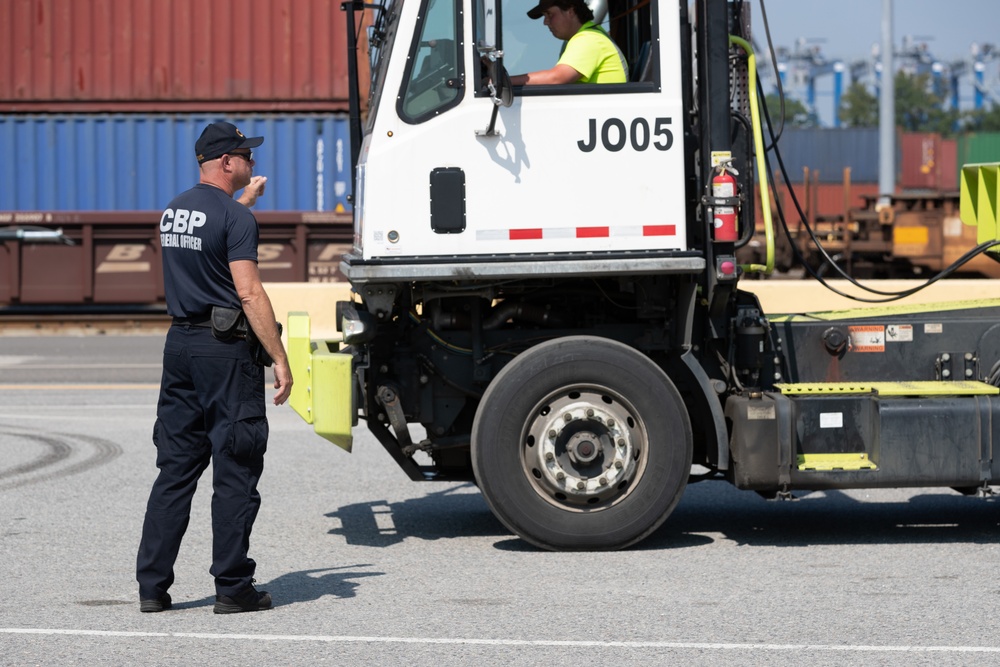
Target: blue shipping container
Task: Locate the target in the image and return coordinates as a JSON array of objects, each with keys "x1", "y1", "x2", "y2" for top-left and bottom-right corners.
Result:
[
  {"x1": 0, "y1": 114, "x2": 352, "y2": 212},
  {"x1": 773, "y1": 128, "x2": 887, "y2": 184}
]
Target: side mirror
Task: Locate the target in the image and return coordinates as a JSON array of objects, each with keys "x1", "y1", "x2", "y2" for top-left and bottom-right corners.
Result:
[
  {"x1": 474, "y1": 0, "x2": 510, "y2": 135},
  {"x1": 484, "y1": 53, "x2": 514, "y2": 108},
  {"x1": 475, "y1": 0, "x2": 511, "y2": 106},
  {"x1": 477, "y1": 54, "x2": 513, "y2": 137}
]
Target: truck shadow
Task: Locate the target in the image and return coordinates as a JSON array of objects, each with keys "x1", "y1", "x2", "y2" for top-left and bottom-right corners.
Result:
[
  {"x1": 326, "y1": 480, "x2": 1000, "y2": 551},
  {"x1": 640, "y1": 482, "x2": 1000, "y2": 550},
  {"x1": 326, "y1": 483, "x2": 506, "y2": 547}
]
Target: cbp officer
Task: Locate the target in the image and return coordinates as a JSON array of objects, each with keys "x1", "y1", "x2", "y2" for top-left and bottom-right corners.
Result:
[{"x1": 136, "y1": 121, "x2": 293, "y2": 614}]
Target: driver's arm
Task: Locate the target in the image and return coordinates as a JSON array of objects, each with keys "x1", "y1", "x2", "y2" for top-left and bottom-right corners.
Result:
[{"x1": 511, "y1": 64, "x2": 582, "y2": 86}]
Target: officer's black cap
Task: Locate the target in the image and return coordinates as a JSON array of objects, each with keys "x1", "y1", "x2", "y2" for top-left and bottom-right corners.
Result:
[{"x1": 195, "y1": 121, "x2": 264, "y2": 164}]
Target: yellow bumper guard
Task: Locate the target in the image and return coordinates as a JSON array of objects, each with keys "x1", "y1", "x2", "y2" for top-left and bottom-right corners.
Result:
[{"x1": 287, "y1": 312, "x2": 355, "y2": 452}]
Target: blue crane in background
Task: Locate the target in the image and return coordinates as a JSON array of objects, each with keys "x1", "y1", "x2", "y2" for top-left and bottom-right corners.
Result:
[
  {"x1": 770, "y1": 39, "x2": 846, "y2": 127},
  {"x1": 764, "y1": 36, "x2": 999, "y2": 128}
]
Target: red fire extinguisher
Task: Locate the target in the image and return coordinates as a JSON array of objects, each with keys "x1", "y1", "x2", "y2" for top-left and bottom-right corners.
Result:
[{"x1": 712, "y1": 166, "x2": 738, "y2": 242}]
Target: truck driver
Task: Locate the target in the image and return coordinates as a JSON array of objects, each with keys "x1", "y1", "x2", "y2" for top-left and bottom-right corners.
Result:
[{"x1": 510, "y1": 0, "x2": 628, "y2": 85}]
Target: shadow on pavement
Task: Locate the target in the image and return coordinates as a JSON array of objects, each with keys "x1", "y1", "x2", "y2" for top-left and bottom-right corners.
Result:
[
  {"x1": 323, "y1": 477, "x2": 1000, "y2": 552},
  {"x1": 642, "y1": 482, "x2": 1000, "y2": 550},
  {"x1": 171, "y1": 565, "x2": 384, "y2": 610},
  {"x1": 326, "y1": 483, "x2": 505, "y2": 547}
]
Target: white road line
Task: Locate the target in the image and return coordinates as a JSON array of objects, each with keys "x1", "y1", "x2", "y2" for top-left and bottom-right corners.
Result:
[
  {"x1": 0, "y1": 364, "x2": 161, "y2": 369},
  {"x1": 0, "y1": 405, "x2": 153, "y2": 410},
  {"x1": 0, "y1": 384, "x2": 160, "y2": 390},
  {"x1": 1, "y1": 629, "x2": 999, "y2": 653}
]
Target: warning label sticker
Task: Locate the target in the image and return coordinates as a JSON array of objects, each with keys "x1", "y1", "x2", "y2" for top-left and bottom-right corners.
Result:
[
  {"x1": 885, "y1": 324, "x2": 913, "y2": 342},
  {"x1": 849, "y1": 325, "x2": 885, "y2": 352}
]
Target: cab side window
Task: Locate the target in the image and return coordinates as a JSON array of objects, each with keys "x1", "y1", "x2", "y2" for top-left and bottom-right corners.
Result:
[
  {"x1": 499, "y1": 0, "x2": 657, "y2": 94},
  {"x1": 398, "y1": 0, "x2": 465, "y2": 122}
]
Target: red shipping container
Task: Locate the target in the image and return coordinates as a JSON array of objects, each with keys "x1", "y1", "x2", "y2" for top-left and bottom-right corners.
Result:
[
  {"x1": 900, "y1": 132, "x2": 959, "y2": 192},
  {"x1": 937, "y1": 137, "x2": 958, "y2": 191},
  {"x1": 1, "y1": 0, "x2": 366, "y2": 112}
]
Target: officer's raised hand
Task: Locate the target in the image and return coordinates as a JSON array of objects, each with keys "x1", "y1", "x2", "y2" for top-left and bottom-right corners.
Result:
[{"x1": 238, "y1": 175, "x2": 268, "y2": 208}]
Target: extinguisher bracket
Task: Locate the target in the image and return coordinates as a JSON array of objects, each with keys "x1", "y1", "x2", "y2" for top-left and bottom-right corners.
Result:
[{"x1": 701, "y1": 193, "x2": 743, "y2": 207}]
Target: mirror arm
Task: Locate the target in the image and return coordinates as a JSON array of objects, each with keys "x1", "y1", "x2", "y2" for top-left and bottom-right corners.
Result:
[
  {"x1": 477, "y1": 101, "x2": 502, "y2": 137},
  {"x1": 476, "y1": 48, "x2": 511, "y2": 137}
]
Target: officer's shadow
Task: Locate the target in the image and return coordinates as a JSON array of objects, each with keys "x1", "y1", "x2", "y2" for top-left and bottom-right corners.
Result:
[{"x1": 173, "y1": 565, "x2": 383, "y2": 610}]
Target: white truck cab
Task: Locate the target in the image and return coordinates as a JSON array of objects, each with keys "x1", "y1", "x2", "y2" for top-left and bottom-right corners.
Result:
[{"x1": 350, "y1": 0, "x2": 693, "y2": 270}]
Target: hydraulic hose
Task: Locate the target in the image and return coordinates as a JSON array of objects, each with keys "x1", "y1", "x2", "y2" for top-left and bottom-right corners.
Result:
[{"x1": 728, "y1": 35, "x2": 774, "y2": 275}]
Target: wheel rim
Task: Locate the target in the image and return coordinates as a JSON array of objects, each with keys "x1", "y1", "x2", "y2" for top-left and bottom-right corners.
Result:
[{"x1": 520, "y1": 384, "x2": 648, "y2": 511}]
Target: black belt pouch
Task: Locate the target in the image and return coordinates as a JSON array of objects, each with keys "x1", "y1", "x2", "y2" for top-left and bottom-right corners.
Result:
[{"x1": 211, "y1": 306, "x2": 247, "y2": 341}]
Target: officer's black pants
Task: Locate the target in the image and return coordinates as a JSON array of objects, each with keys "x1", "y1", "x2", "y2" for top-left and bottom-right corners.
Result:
[{"x1": 136, "y1": 324, "x2": 268, "y2": 600}]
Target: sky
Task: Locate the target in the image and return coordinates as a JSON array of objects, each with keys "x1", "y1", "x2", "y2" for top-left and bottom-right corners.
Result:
[{"x1": 753, "y1": 0, "x2": 1000, "y2": 124}]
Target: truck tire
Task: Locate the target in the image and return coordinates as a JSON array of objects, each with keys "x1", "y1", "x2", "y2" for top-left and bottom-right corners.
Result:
[{"x1": 471, "y1": 336, "x2": 692, "y2": 550}]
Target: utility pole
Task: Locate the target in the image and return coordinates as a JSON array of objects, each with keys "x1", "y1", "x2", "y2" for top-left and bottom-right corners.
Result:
[{"x1": 878, "y1": 0, "x2": 895, "y2": 207}]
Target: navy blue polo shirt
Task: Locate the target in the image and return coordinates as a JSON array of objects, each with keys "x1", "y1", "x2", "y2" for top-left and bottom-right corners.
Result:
[{"x1": 159, "y1": 184, "x2": 258, "y2": 318}]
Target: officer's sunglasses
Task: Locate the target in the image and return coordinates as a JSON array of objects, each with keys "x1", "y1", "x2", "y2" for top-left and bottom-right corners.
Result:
[{"x1": 228, "y1": 150, "x2": 253, "y2": 162}]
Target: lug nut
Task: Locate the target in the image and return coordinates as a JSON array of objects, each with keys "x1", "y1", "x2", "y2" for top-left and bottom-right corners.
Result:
[
  {"x1": 556, "y1": 471, "x2": 566, "y2": 481},
  {"x1": 586, "y1": 408, "x2": 594, "y2": 417},
  {"x1": 599, "y1": 477, "x2": 607, "y2": 486},
  {"x1": 617, "y1": 439, "x2": 625, "y2": 447},
  {"x1": 607, "y1": 419, "x2": 615, "y2": 427},
  {"x1": 545, "y1": 452, "x2": 555, "y2": 462},
  {"x1": 548, "y1": 430, "x2": 557, "y2": 439},
  {"x1": 564, "y1": 413, "x2": 573, "y2": 422},
  {"x1": 615, "y1": 460, "x2": 623, "y2": 469},
  {"x1": 576, "y1": 481, "x2": 586, "y2": 490}
]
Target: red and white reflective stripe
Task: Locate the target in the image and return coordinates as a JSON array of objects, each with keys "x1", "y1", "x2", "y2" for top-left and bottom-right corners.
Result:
[{"x1": 477, "y1": 225, "x2": 676, "y2": 241}]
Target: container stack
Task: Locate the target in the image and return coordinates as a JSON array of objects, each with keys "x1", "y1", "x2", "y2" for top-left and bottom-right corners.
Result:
[
  {"x1": 1, "y1": 0, "x2": 361, "y2": 304},
  {"x1": 758, "y1": 127, "x2": 883, "y2": 222},
  {"x1": 1, "y1": 0, "x2": 356, "y2": 212},
  {"x1": 755, "y1": 128, "x2": 970, "y2": 223}
]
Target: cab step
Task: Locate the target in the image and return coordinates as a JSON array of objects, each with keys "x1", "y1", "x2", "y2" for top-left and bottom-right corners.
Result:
[{"x1": 797, "y1": 452, "x2": 877, "y2": 471}]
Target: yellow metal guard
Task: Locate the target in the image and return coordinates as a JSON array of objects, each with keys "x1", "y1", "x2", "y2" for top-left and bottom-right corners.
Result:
[
  {"x1": 961, "y1": 162, "x2": 1000, "y2": 258},
  {"x1": 776, "y1": 381, "x2": 999, "y2": 396},
  {"x1": 798, "y1": 453, "x2": 877, "y2": 471},
  {"x1": 287, "y1": 312, "x2": 355, "y2": 452}
]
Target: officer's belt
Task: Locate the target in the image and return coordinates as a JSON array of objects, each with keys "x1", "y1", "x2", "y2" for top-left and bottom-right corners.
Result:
[{"x1": 172, "y1": 314, "x2": 212, "y2": 328}]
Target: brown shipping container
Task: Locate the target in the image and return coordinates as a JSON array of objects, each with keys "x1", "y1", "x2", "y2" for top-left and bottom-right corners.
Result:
[
  {"x1": 1, "y1": 0, "x2": 364, "y2": 112},
  {"x1": 754, "y1": 182, "x2": 882, "y2": 224},
  {"x1": 0, "y1": 211, "x2": 352, "y2": 305},
  {"x1": 900, "y1": 132, "x2": 959, "y2": 192}
]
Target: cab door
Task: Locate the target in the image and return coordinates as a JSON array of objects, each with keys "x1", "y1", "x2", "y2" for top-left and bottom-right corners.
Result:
[{"x1": 358, "y1": 0, "x2": 688, "y2": 260}]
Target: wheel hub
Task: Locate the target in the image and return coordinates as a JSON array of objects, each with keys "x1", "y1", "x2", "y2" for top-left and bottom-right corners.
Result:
[
  {"x1": 566, "y1": 431, "x2": 602, "y2": 465},
  {"x1": 523, "y1": 389, "x2": 644, "y2": 509}
]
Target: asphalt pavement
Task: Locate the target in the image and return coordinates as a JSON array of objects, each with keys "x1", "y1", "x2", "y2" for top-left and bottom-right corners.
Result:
[{"x1": 1, "y1": 333, "x2": 999, "y2": 666}]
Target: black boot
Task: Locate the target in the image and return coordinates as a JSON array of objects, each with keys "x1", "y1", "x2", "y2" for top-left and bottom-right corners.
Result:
[
  {"x1": 214, "y1": 582, "x2": 272, "y2": 614},
  {"x1": 139, "y1": 593, "x2": 172, "y2": 613}
]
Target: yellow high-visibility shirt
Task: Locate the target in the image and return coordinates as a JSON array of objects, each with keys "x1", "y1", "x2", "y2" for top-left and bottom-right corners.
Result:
[{"x1": 557, "y1": 21, "x2": 628, "y2": 84}]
